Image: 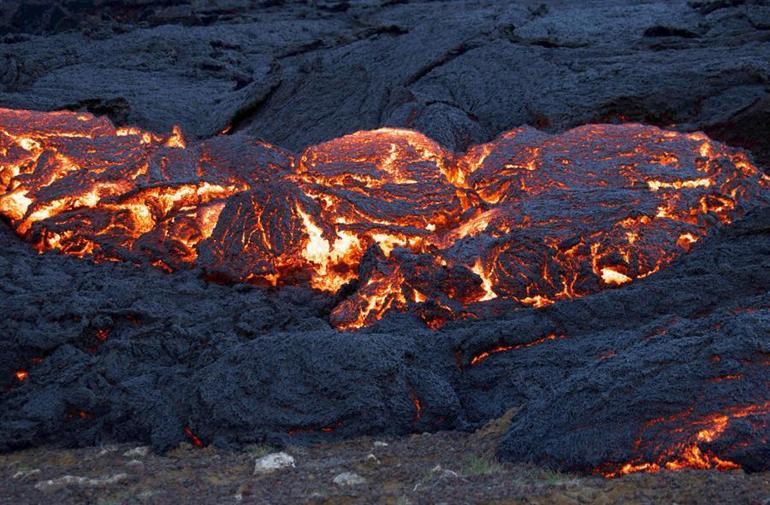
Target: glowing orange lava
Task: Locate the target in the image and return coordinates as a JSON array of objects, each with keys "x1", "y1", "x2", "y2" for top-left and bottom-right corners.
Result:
[
  {"x1": 183, "y1": 426, "x2": 204, "y2": 448},
  {"x1": 599, "y1": 401, "x2": 770, "y2": 477},
  {"x1": 0, "y1": 109, "x2": 768, "y2": 329},
  {"x1": 469, "y1": 334, "x2": 565, "y2": 366},
  {"x1": 410, "y1": 391, "x2": 423, "y2": 422}
]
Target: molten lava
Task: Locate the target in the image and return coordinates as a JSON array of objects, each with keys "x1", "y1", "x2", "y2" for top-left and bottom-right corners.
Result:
[
  {"x1": 599, "y1": 401, "x2": 770, "y2": 477},
  {"x1": 468, "y1": 333, "x2": 565, "y2": 366},
  {"x1": 0, "y1": 109, "x2": 768, "y2": 329},
  {"x1": 183, "y1": 426, "x2": 204, "y2": 448}
]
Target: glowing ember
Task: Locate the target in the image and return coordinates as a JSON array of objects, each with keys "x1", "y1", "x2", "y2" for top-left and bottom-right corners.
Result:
[
  {"x1": 183, "y1": 426, "x2": 204, "y2": 448},
  {"x1": 287, "y1": 420, "x2": 343, "y2": 436},
  {"x1": 468, "y1": 334, "x2": 565, "y2": 366},
  {"x1": 410, "y1": 391, "x2": 423, "y2": 422},
  {"x1": 14, "y1": 370, "x2": 28, "y2": 382},
  {"x1": 0, "y1": 109, "x2": 767, "y2": 329},
  {"x1": 600, "y1": 267, "x2": 632, "y2": 286},
  {"x1": 66, "y1": 408, "x2": 92, "y2": 420},
  {"x1": 599, "y1": 401, "x2": 770, "y2": 477}
]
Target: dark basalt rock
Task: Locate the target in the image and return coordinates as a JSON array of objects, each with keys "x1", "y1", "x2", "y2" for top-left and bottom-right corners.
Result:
[
  {"x1": 1, "y1": 0, "x2": 770, "y2": 476},
  {"x1": 2, "y1": 207, "x2": 770, "y2": 472},
  {"x1": 0, "y1": 1, "x2": 768, "y2": 166}
]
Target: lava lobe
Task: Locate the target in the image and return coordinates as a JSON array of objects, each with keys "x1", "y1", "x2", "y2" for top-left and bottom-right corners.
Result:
[{"x1": 0, "y1": 108, "x2": 767, "y2": 329}]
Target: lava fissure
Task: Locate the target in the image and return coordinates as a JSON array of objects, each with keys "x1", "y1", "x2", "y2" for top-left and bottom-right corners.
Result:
[
  {"x1": 287, "y1": 420, "x2": 344, "y2": 437},
  {"x1": 468, "y1": 333, "x2": 567, "y2": 367},
  {"x1": 409, "y1": 390, "x2": 423, "y2": 423},
  {"x1": 183, "y1": 426, "x2": 205, "y2": 448},
  {"x1": 1, "y1": 108, "x2": 767, "y2": 330}
]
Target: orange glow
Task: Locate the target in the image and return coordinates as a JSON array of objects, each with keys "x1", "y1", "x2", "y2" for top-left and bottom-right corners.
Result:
[
  {"x1": 0, "y1": 110, "x2": 767, "y2": 330},
  {"x1": 183, "y1": 426, "x2": 204, "y2": 448},
  {"x1": 66, "y1": 408, "x2": 93, "y2": 420},
  {"x1": 15, "y1": 369, "x2": 28, "y2": 381},
  {"x1": 518, "y1": 295, "x2": 554, "y2": 308},
  {"x1": 165, "y1": 125, "x2": 186, "y2": 148},
  {"x1": 646, "y1": 178, "x2": 711, "y2": 191},
  {"x1": 469, "y1": 333, "x2": 564, "y2": 366},
  {"x1": 410, "y1": 391, "x2": 423, "y2": 422},
  {"x1": 600, "y1": 267, "x2": 632, "y2": 285},
  {"x1": 708, "y1": 374, "x2": 743, "y2": 382},
  {"x1": 288, "y1": 420, "x2": 343, "y2": 436},
  {"x1": 330, "y1": 267, "x2": 408, "y2": 331},
  {"x1": 600, "y1": 401, "x2": 770, "y2": 477},
  {"x1": 471, "y1": 259, "x2": 497, "y2": 301},
  {"x1": 676, "y1": 233, "x2": 698, "y2": 251},
  {"x1": 597, "y1": 349, "x2": 617, "y2": 361}
]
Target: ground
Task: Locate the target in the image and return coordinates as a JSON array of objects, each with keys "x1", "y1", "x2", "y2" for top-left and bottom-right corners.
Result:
[{"x1": 3, "y1": 412, "x2": 770, "y2": 504}]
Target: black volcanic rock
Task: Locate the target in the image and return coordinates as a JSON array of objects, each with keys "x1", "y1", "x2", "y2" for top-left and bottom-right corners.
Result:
[
  {"x1": 0, "y1": 0, "x2": 768, "y2": 166},
  {"x1": 2, "y1": 206, "x2": 770, "y2": 472},
  {"x1": 1, "y1": 0, "x2": 770, "y2": 477},
  {"x1": 494, "y1": 212, "x2": 770, "y2": 469}
]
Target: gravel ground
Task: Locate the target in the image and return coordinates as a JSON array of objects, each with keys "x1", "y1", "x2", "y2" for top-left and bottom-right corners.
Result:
[{"x1": 3, "y1": 411, "x2": 770, "y2": 505}]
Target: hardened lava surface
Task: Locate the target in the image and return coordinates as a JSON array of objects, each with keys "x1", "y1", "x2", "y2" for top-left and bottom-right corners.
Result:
[{"x1": 1, "y1": 108, "x2": 770, "y2": 477}]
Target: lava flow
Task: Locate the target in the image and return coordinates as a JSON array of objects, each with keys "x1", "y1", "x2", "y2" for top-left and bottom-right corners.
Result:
[
  {"x1": 0, "y1": 108, "x2": 768, "y2": 329},
  {"x1": 599, "y1": 401, "x2": 770, "y2": 477}
]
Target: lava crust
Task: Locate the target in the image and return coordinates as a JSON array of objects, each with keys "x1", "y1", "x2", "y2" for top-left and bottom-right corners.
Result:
[
  {"x1": 2, "y1": 208, "x2": 770, "y2": 476},
  {"x1": 2, "y1": 0, "x2": 770, "y2": 486},
  {"x1": 1, "y1": 108, "x2": 767, "y2": 330},
  {"x1": 1, "y1": 108, "x2": 769, "y2": 478}
]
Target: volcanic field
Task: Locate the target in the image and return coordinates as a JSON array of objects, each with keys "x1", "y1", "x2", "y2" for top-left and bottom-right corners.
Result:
[{"x1": 1, "y1": 0, "x2": 770, "y2": 492}]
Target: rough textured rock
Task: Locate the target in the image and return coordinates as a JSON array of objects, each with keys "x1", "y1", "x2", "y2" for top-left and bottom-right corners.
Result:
[
  {"x1": 253, "y1": 452, "x2": 295, "y2": 474},
  {"x1": 0, "y1": 1, "x2": 768, "y2": 166},
  {"x1": 34, "y1": 473, "x2": 129, "y2": 492},
  {"x1": 333, "y1": 471, "x2": 366, "y2": 487},
  {"x1": 1, "y1": 206, "x2": 769, "y2": 473},
  {"x1": 0, "y1": 0, "x2": 769, "y2": 477}
]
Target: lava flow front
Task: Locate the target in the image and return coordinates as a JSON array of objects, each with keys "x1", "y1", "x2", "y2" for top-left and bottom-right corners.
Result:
[
  {"x1": 599, "y1": 401, "x2": 770, "y2": 477},
  {"x1": 0, "y1": 108, "x2": 768, "y2": 329}
]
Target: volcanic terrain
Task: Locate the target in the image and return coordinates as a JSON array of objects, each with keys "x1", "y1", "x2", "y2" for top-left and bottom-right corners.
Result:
[{"x1": 1, "y1": 1, "x2": 770, "y2": 503}]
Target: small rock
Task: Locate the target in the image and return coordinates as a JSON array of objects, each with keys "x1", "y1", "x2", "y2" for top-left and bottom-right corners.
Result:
[
  {"x1": 307, "y1": 491, "x2": 327, "y2": 503},
  {"x1": 373, "y1": 441, "x2": 388, "y2": 447},
  {"x1": 125, "y1": 459, "x2": 145, "y2": 472},
  {"x1": 96, "y1": 445, "x2": 119, "y2": 457},
  {"x1": 234, "y1": 482, "x2": 253, "y2": 501},
  {"x1": 432, "y1": 465, "x2": 459, "y2": 480},
  {"x1": 12, "y1": 468, "x2": 40, "y2": 480},
  {"x1": 136, "y1": 490, "x2": 157, "y2": 500},
  {"x1": 123, "y1": 446, "x2": 150, "y2": 458},
  {"x1": 253, "y1": 452, "x2": 295, "y2": 474},
  {"x1": 364, "y1": 453, "x2": 380, "y2": 466},
  {"x1": 333, "y1": 471, "x2": 366, "y2": 487},
  {"x1": 413, "y1": 465, "x2": 462, "y2": 492},
  {"x1": 34, "y1": 473, "x2": 129, "y2": 492}
]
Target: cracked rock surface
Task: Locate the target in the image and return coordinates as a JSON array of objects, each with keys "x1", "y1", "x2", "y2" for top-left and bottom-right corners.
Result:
[
  {"x1": 1, "y1": 0, "x2": 770, "y2": 480},
  {"x1": 0, "y1": 0, "x2": 769, "y2": 165}
]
